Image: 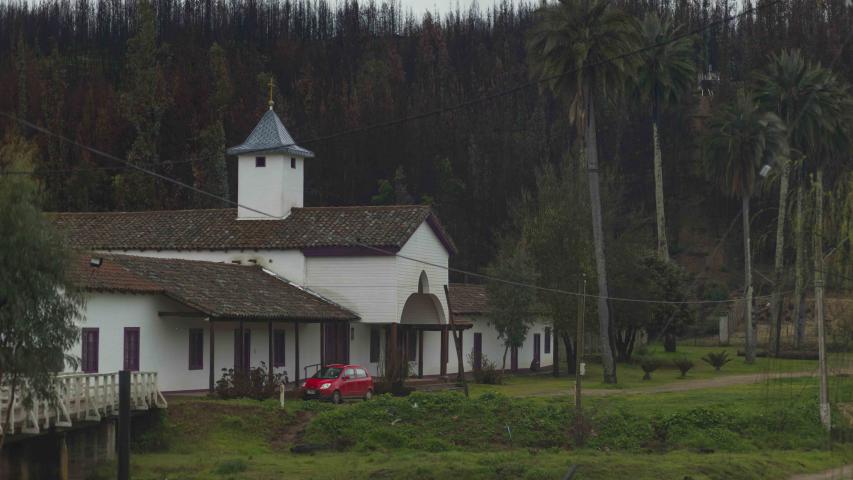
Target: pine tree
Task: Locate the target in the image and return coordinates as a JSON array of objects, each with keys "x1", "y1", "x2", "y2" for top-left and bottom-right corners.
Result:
[
  {"x1": 192, "y1": 43, "x2": 232, "y2": 208},
  {"x1": 117, "y1": 0, "x2": 168, "y2": 210}
]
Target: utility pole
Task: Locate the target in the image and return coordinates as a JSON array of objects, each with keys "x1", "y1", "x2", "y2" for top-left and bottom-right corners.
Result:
[
  {"x1": 574, "y1": 275, "x2": 586, "y2": 446},
  {"x1": 813, "y1": 171, "x2": 830, "y2": 431}
]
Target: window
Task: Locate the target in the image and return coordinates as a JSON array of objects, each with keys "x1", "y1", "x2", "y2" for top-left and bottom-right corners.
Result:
[
  {"x1": 544, "y1": 327, "x2": 551, "y2": 354},
  {"x1": 255, "y1": 156, "x2": 266, "y2": 167},
  {"x1": 273, "y1": 329, "x2": 286, "y2": 367},
  {"x1": 356, "y1": 368, "x2": 367, "y2": 378},
  {"x1": 81, "y1": 328, "x2": 99, "y2": 373},
  {"x1": 369, "y1": 327, "x2": 380, "y2": 363},
  {"x1": 124, "y1": 327, "x2": 140, "y2": 371},
  {"x1": 344, "y1": 368, "x2": 356, "y2": 378},
  {"x1": 351, "y1": 327, "x2": 355, "y2": 340},
  {"x1": 290, "y1": 157, "x2": 296, "y2": 169},
  {"x1": 189, "y1": 329, "x2": 204, "y2": 370}
]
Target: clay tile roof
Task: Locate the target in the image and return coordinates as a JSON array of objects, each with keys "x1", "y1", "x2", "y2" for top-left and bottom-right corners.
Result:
[
  {"x1": 448, "y1": 283, "x2": 489, "y2": 315},
  {"x1": 51, "y1": 205, "x2": 457, "y2": 254},
  {"x1": 226, "y1": 109, "x2": 314, "y2": 158},
  {"x1": 69, "y1": 253, "x2": 358, "y2": 321}
]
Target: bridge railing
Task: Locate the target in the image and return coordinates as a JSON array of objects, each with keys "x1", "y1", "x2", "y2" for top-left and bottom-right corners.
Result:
[{"x1": 0, "y1": 371, "x2": 167, "y2": 436}]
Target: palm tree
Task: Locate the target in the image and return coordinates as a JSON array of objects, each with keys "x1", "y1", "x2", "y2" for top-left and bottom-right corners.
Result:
[
  {"x1": 635, "y1": 13, "x2": 696, "y2": 262},
  {"x1": 754, "y1": 51, "x2": 843, "y2": 351},
  {"x1": 527, "y1": 0, "x2": 638, "y2": 384},
  {"x1": 706, "y1": 90, "x2": 788, "y2": 364}
]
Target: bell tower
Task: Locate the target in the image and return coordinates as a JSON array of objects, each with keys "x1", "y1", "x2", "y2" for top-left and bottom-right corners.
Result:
[{"x1": 226, "y1": 84, "x2": 314, "y2": 219}]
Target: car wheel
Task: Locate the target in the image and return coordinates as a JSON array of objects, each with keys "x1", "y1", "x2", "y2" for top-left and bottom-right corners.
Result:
[
  {"x1": 364, "y1": 389, "x2": 373, "y2": 401},
  {"x1": 332, "y1": 390, "x2": 342, "y2": 404}
]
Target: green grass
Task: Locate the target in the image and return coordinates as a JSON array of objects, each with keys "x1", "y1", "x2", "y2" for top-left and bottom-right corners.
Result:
[
  {"x1": 468, "y1": 345, "x2": 820, "y2": 397},
  {"x1": 81, "y1": 371, "x2": 853, "y2": 480}
]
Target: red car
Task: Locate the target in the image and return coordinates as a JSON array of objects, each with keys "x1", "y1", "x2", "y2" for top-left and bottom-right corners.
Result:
[{"x1": 301, "y1": 364, "x2": 374, "y2": 403}]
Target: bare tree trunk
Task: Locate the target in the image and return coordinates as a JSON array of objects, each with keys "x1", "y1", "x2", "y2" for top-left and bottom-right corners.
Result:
[
  {"x1": 652, "y1": 101, "x2": 669, "y2": 261},
  {"x1": 502, "y1": 344, "x2": 508, "y2": 375},
  {"x1": 583, "y1": 83, "x2": 617, "y2": 384},
  {"x1": 743, "y1": 195, "x2": 756, "y2": 364},
  {"x1": 793, "y1": 184, "x2": 807, "y2": 348},
  {"x1": 770, "y1": 160, "x2": 791, "y2": 356}
]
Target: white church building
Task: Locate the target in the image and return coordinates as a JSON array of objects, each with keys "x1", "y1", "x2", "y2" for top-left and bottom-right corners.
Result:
[{"x1": 53, "y1": 106, "x2": 553, "y2": 393}]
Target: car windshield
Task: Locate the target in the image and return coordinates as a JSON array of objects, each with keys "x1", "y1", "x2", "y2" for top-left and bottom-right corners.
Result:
[{"x1": 312, "y1": 367, "x2": 342, "y2": 379}]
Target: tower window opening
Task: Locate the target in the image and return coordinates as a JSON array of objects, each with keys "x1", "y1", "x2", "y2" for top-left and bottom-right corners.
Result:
[{"x1": 256, "y1": 156, "x2": 266, "y2": 167}]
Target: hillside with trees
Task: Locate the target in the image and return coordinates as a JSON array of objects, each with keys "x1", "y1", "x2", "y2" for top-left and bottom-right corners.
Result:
[{"x1": 0, "y1": 0, "x2": 850, "y2": 351}]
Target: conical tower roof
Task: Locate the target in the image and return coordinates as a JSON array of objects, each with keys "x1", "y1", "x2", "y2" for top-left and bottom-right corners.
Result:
[{"x1": 226, "y1": 109, "x2": 314, "y2": 157}]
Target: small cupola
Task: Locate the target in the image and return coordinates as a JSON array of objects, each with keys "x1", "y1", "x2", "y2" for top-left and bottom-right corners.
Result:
[{"x1": 226, "y1": 82, "x2": 314, "y2": 219}]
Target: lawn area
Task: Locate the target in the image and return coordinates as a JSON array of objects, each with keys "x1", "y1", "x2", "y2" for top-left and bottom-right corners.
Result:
[
  {"x1": 86, "y1": 372, "x2": 853, "y2": 480},
  {"x1": 469, "y1": 345, "x2": 821, "y2": 397}
]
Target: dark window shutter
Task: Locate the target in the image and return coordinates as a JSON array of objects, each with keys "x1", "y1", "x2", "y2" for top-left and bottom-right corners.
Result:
[
  {"x1": 544, "y1": 328, "x2": 551, "y2": 354},
  {"x1": 124, "y1": 328, "x2": 140, "y2": 371},
  {"x1": 189, "y1": 329, "x2": 204, "y2": 370},
  {"x1": 273, "y1": 330, "x2": 286, "y2": 367}
]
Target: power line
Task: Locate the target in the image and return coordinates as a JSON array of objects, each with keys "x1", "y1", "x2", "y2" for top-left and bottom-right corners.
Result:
[
  {"x1": 296, "y1": 0, "x2": 784, "y2": 146},
  {"x1": 0, "y1": 110, "x2": 796, "y2": 306}
]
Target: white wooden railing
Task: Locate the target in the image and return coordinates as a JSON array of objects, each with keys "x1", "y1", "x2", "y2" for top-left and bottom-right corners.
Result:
[{"x1": 0, "y1": 371, "x2": 167, "y2": 436}]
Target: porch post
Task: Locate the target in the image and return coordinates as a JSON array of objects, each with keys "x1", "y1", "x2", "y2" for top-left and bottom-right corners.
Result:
[
  {"x1": 238, "y1": 319, "x2": 245, "y2": 372},
  {"x1": 268, "y1": 320, "x2": 273, "y2": 385},
  {"x1": 440, "y1": 325, "x2": 448, "y2": 377},
  {"x1": 208, "y1": 318, "x2": 215, "y2": 393},
  {"x1": 294, "y1": 321, "x2": 300, "y2": 384},
  {"x1": 418, "y1": 329, "x2": 424, "y2": 378},
  {"x1": 389, "y1": 322, "x2": 398, "y2": 379},
  {"x1": 320, "y1": 321, "x2": 325, "y2": 367},
  {"x1": 457, "y1": 329, "x2": 464, "y2": 382}
]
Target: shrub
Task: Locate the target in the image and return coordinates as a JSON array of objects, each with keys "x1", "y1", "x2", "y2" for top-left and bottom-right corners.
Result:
[
  {"x1": 214, "y1": 362, "x2": 284, "y2": 400},
  {"x1": 701, "y1": 351, "x2": 732, "y2": 371},
  {"x1": 214, "y1": 459, "x2": 248, "y2": 475},
  {"x1": 673, "y1": 357, "x2": 694, "y2": 378},
  {"x1": 468, "y1": 353, "x2": 503, "y2": 385},
  {"x1": 637, "y1": 356, "x2": 662, "y2": 380}
]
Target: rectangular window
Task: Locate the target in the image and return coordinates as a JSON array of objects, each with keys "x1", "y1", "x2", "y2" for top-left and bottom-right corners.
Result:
[
  {"x1": 544, "y1": 327, "x2": 551, "y2": 354},
  {"x1": 256, "y1": 156, "x2": 266, "y2": 167},
  {"x1": 273, "y1": 329, "x2": 286, "y2": 367},
  {"x1": 290, "y1": 157, "x2": 296, "y2": 169},
  {"x1": 369, "y1": 327, "x2": 380, "y2": 363},
  {"x1": 123, "y1": 327, "x2": 140, "y2": 371},
  {"x1": 189, "y1": 328, "x2": 204, "y2": 370},
  {"x1": 81, "y1": 328, "x2": 99, "y2": 373}
]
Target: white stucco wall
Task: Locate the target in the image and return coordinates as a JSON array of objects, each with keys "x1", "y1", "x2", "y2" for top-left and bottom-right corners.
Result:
[
  {"x1": 236, "y1": 154, "x2": 304, "y2": 219},
  {"x1": 67, "y1": 293, "x2": 329, "y2": 392},
  {"x1": 396, "y1": 222, "x2": 450, "y2": 324},
  {"x1": 305, "y1": 255, "x2": 398, "y2": 324},
  {"x1": 445, "y1": 315, "x2": 554, "y2": 374}
]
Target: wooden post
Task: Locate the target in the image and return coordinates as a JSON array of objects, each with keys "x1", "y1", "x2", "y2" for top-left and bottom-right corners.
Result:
[
  {"x1": 418, "y1": 329, "x2": 424, "y2": 378},
  {"x1": 294, "y1": 321, "x2": 300, "y2": 384},
  {"x1": 575, "y1": 276, "x2": 587, "y2": 446},
  {"x1": 440, "y1": 325, "x2": 448, "y2": 377},
  {"x1": 552, "y1": 325, "x2": 560, "y2": 377},
  {"x1": 268, "y1": 321, "x2": 274, "y2": 386},
  {"x1": 238, "y1": 319, "x2": 245, "y2": 372},
  {"x1": 208, "y1": 318, "x2": 215, "y2": 393},
  {"x1": 443, "y1": 285, "x2": 468, "y2": 397},
  {"x1": 389, "y1": 322, "x2": 398, "y2": 380},
  {"x1": 57, "y1": 433, "x2": 68, "y2": 480},
  {"x1": 320, "y1": 321, "x2": 325, "y2": 367},
  {"x1": 118, "y1": 370, "x2": 130, "y2": 480}
]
